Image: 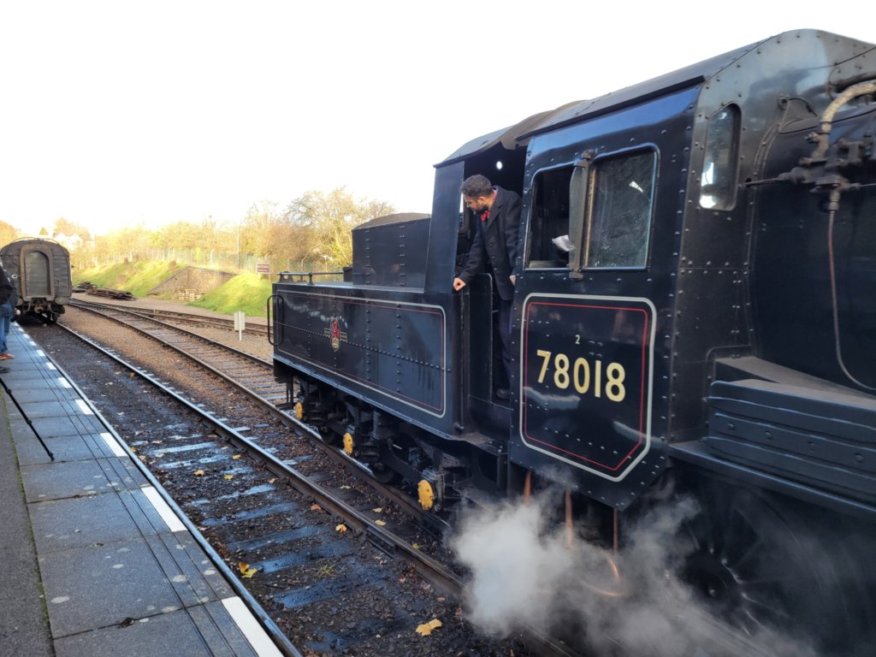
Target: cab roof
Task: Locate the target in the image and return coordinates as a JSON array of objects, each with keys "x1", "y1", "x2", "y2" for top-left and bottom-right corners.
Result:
[{"x1": 437, "y1": 29, "x2": 875, "y2": 167}]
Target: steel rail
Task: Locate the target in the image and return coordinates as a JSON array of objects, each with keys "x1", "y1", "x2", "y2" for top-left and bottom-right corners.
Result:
[
  {"x1": 67, "y1": 301, "x2": 447, "y2": 531},
  {"x1": 71, "y1": 298, "x2": 269, "y2": 335}
]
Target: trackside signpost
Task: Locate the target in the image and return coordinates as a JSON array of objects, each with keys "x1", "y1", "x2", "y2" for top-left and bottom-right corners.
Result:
[{"x1": 233, "y1": 311, "x2": 245, "y2": 341}]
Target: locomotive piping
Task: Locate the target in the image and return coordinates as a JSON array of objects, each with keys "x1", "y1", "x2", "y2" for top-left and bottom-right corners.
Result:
[
  {"x1": 820, "y1": 80, "x2": 876, "y2": 133},
  {"x1": 813, "y1": 80, "x2": 876, "y2": 391},
  {"x1": 810, "y1": 80, "x2": 876, "y2": 160}
]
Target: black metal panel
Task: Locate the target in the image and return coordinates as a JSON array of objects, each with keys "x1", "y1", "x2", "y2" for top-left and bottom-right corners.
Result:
[
  {"x1": 424, "y1": 162, "x2": 465, "y2": 294},
  {"x1": 273, "y1": 284, "x2": 455, "y2": 432},
  {"x1": 670, "y1": 439, "x2": 876, "y2": 520},
  {"x1": 460, "y1": 274, "x2": 495, "y2": 406},
  {"x1": 670, "y1": 265, "x2": 749, "y2": 438},
  {"x1": 518, "y1": 294, "x2": 656, "y2": 480},
  {"x1": 705, "y1": 379, "x2": 876, "y2": 503},
  {"x1": 351, "y1": 213, "x2": 430, "y2": 287}
]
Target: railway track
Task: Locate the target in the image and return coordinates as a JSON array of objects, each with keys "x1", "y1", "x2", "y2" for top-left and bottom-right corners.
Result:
[
  {"x1": 31, "y1": 321, "x2": 542, "y2": 657},
  {"x1": 70, "y1": 298, "x2": 270, "y2": 335},
  {"x1": 66, "y1": 300, "x2": 446, "y2": 530},
  {"x1": 69, "y1": 299, "x2": 284, "y2": 402}
]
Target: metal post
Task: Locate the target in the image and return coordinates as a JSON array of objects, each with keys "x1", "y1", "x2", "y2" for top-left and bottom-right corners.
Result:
[{"x1": 0, "y1": 376, "x2": 54, "y2": 461}]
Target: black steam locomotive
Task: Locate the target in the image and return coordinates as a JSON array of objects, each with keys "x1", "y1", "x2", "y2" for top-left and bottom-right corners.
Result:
[{"x1": 273, "y1": 30, "x2": 876, "y2": 654}]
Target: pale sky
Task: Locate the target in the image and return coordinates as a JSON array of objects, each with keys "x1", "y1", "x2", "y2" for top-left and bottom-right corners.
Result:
[{"x1": 1, "y1": 1, "x2": 873, "y2": 236}]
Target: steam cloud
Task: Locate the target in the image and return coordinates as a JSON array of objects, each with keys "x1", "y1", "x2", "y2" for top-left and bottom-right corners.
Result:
[{"x1": 450, "y1": 492, "x2": 816, "y2": 657}]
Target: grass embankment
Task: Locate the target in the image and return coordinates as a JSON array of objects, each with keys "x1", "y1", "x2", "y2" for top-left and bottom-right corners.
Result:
[
  {"x1": 189, "y1": 272, "x2": 271, "y2": 317},
  {"x1": 75, "y1": 261, "x2": 182, "y2": 297},
  {"x1": 74, "y1": 261, "x2": 271, "y2": 317}
]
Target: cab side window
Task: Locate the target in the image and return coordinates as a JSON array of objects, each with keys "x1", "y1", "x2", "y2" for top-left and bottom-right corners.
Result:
[
  {"x1": 699, "y1": 105, "x2": 740, "y2": 210},
  {"x1": 525, "y1": 166, "x2": 573, "y2": 269},
  {"x1": 585, "y1": 150, "x2": 655, "y2": 268}
]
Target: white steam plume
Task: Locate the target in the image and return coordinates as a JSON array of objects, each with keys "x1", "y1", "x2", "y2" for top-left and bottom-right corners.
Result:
[{"x1": 450, "y1": 492, "x2": 817, "y2": 657}]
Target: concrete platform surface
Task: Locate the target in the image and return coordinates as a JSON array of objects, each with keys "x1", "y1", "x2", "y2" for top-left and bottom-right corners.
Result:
[{"x1": 0, "y1": 322, "x2": 286, "y2": 657}]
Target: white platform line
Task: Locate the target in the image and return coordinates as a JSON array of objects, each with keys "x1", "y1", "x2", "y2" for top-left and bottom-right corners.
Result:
[
  {"x1": 100, "y1": 432, "x2": 127, "y2": 457},
  {"x1": 141, "y1": 486, "x2": 186, "y2": 533},
  {"x1": 57, "y1": 378, "x2": 72, "y2": 389},
  {"x1": 46, "y1": 362, "x2": 57, "y2": 370},
  {"x1": 221, "y1": 597, "x2": 283, "y2": 657},
  {"x1": 36, "y1": 349, "x2": 46, "y2": 357},
  {"x1": 74, "y1": 399, "x2": 94, "y2": 415}
]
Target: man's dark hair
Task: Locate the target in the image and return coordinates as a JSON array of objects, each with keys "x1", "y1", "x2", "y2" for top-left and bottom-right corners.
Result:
[{"x1": 461, "y1": 174, "x2": 493, "y2": 198}]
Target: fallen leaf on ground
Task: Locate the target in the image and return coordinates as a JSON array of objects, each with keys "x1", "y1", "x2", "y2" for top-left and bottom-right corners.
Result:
[
  {"x1": 335, "y1": 524, "x2": 348, "y2": 533},
  {"x1": 237, "y1": 562, "x2": 258, "y2": 578},
  {"x1": 375, "y1": 519, "x2": 386, "y2": 527},
  {"x1": 193, "y1": 469, "x2": 205, "y2": 476},
  {"x1": 415, "y1": 619, "x2": 443, "y2": 636}
]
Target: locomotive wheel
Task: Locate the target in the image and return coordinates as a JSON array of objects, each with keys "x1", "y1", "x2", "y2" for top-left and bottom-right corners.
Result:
[{"x1": 679, "y1": 477, "x2": 876, "y2": 656}]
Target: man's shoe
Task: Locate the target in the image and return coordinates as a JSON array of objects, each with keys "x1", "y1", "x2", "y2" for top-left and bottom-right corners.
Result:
[{"x1": 495, "y1": 388, "x2": 511, "y2": 401}]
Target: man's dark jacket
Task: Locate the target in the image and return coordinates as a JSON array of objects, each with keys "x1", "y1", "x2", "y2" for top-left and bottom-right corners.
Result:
[
  {"x1": 458, "y1": 186, "x2": 521, "y2": 301},
  {"x1": 0, "y1": 267, "x2": 12, "y2": 306}
]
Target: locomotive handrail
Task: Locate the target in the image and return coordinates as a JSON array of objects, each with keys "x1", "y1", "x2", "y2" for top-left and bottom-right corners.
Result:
[
  {"x1": 266, "y1": 294, "x2": 276, "y2": 346},
  {"x1": 277, "y1": 270, "x2": 344, "y2": 284}
]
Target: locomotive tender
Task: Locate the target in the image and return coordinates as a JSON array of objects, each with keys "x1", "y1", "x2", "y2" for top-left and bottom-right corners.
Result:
[
  {"x1": 0, "y1": 237, "x2": 72, "y2": 322},
  {"x1": 274, "y1": 30, "x2": 876, "y2": 653}
]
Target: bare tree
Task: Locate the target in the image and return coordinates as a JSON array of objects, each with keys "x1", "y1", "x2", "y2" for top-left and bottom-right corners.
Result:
[
  {"x1": 285, "y1": 188, "x2": 393, "y2": 269},
  {"x1": 55, "y1": 187, "x2": 395, "y2": 274}
]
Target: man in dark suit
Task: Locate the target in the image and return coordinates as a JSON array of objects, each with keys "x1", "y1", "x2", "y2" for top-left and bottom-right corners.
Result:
[{"x1": 453, "y1": 174, "x2": 521, "y2": 400}]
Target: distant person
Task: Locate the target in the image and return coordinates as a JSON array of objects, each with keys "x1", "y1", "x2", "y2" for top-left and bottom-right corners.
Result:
[
  {"x1": 0, "y1": 276, "x2": 18, "y2": 360},
  {"x1": 453, "y1": 174, "x2": 521, "y2": 401},
  {"x1": 0, "y1": 264, "x2": 14, "y2": 369}
]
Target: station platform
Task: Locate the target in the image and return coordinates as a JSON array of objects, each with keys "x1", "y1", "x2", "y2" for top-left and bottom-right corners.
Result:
[{"x1": 0, "y1": 322, "x2": 287, "y2": 657}]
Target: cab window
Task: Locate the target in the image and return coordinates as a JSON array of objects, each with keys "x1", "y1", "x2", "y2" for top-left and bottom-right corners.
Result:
[
  {"x1": 525, "y1": 166, "x2": 573, "y2": 269},
  {"x1": 699, "y1": 105, "x2": 740, "y2": 210},
  {"x1": 585, "y1": 150, "x2": 655, "y2": 268}
]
